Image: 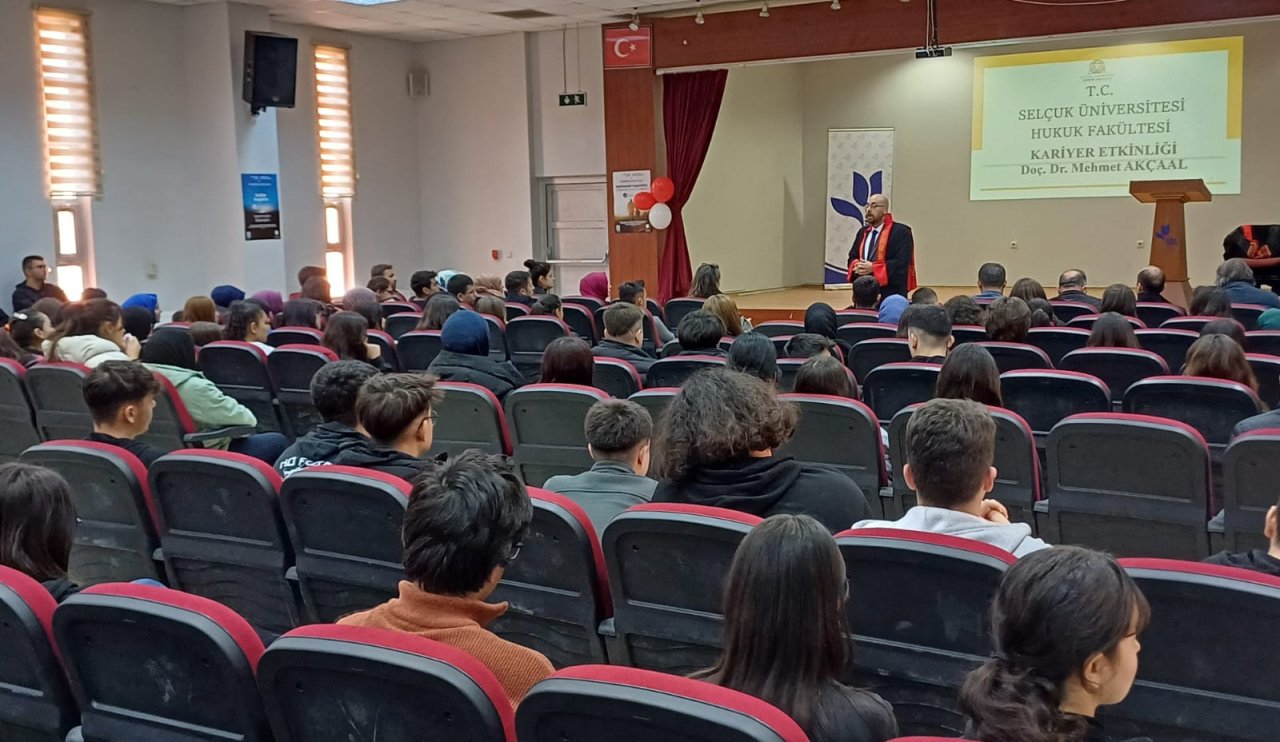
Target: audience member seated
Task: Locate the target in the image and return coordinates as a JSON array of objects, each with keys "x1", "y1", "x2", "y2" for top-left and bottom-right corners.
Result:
[
  {"x1": 619, "y1": 280, "x2": 673, "y2": 344},
  {"x1": 447, "y1": 273, "x2": 479, "y2": 309},
  {"x1": 369, "y1": 261, "x2": 405, "y2": 301},
  {"x1": 31, "y1": 296, "x2": 67, "y2": 326},
  {"x1": 911, "y1": 286, "x2": 939, "y2": 305},
  {"x1": 985, "y1": 297, "x2": 1032, "y2": 343},
  {"x1": 528, "y1": 293, "x2": 564, "y2": 320},
  {"x1": 366, "y1": 280, "x2": 396, "y2": 308},
  {"x1": 960, "y1": 547, "x2": 1148, "y2": 741},
  {"x1": 122, "y1": 293, "x2": 160, "y2": 320},
  {"x1": 542, "y1": 399, "x2": 656, "y2": 537},
  {"x1": 579, "y1": 271, "x2": 610, "y2": 303},
  {"x1": 904, "y1": 304, "x2": 953, "y2": 363},
  {"x1": 341, "y1": 286, "x2": 379, "y2": 316},
  {"x1": 417, "y1": 293, "x2": 461, "y2": 331},
  {"x1": 1027, "y1": 297, "x2": 1060, "y2": 328},
  {"x1": 338, "y1": 450, "x2": 552, "y2": 706},
  {"x1": 540, "y1": 336, "x2": 594, "y2": 385},
  {"x1": 851, "y1": 399, "x2": 1048, "y2": 555},
  {"x1": 1206, "y1": 491, "x2": 1280, "y2": 575},
  {"x1": 474, "y1": 274, "x2": 503, "y2": 297},
  {"x1": 804, "y1": 303, "x2": 851, "y2": 357},
  {"x1": 1199, "y1": 318, "x2": 1247, "y2": 348},
  {"x1": 1052, "y1": 269, "x2": 1102, "y2": 308},
  {"x1": 0, "y1": 463, "x2": 79, "y2": 601},
  {"x1": 727, "y1": 332, "x2": 779, "y2": 384},
  {"x1": 122, "y1": 305, "x2": 157, "y2": 342},
  {"x1": 12, "y1": 254, "x2": 68, "y2": 312},
  {"x1": 1218, "y1": 258, "x2": 1280, "y2": 309},
  {"x1": 1184, "y1": 333, "x2": 1258, "y2": 392},
  {"x1": 302, "y1": 276, "x2": 333, "y2": 305},
  {"x1": 8, "y1": 310, "x2": 51, "y2": 358},
  {"x1": 409, "y1": 270, "x2": 439, "y2": 308},
  {"x1": 474, "y1": 295, "x2": 507, "y2": 322},
  {"x1": 504, "y1": 270, "x2": 536, "y2": 306},
  {"x1": 189, "y1": 321, "x2": 223, "y2": 346},
  {"x1": 1233, "y1": 399, "x2": 1280, "y2": 437},
  {"x1": 694, "y1": 514, "x2": 898, "y2": 742},
  {"x1": 427, "y1": 311, "x2": 524, "y2": 400},
  {"x1": 785, "y1": 333, "x2": 837, "y2": 360},
  {"x1": 323, "y1": 311, "x2": 386, "y2": 371},
  {"x1": 676, "y1": 310, "x2": 728, "y2": 357},
  {"x1": 975, "y1": 262, "x2": 1007, "y2": 299},
  {"x1": 945, "y1": 294, "x2": 984, "y2": 326},
  {"x1": 851, "y1": 275, "x2": 881, "y2": 310},
  {"x1": 1137, "y1": 265, "x2": 1169, "y2": 303},
  {"x1": 211, "y1": 285, "x2": 245, "y2": 315},
  {"x1": 295, "y1": 265, "x2": 326, "y2": 299},
  {"x1": 651, "y1": 368, "x2": 869, "y2": 532},
  {"x1": 1086, "y1": 312, "x2": 1141, "y2": 349},
  {"x1": 275, "y1": 361, "x2": 378, "y2": 477},
  {"x1": 223, "y1": 300, "x2": 274, "y2": 354},
  {"x1": 592, "y1": 302, "x2": 656, "y2": 374},
  {"x1": 936, "y1": 343, "x2": 1003, "y2": 407},
  {"x1": 183, "y1": 295, "x2": 218, "y2": 324},
  {"x1": 689, "y1": 263, "x2": 722, "y2": 299},
  {"x1": 139, "y1": 330, "x2": 287, "y2": 461},
  {"x1": 525, "y1": 259, "x2": 554, "y2": 295},
  {"x1": 81, "y1": 288, "x2": 107, "y2": 302},
  {"x1": 251, "y1": 289, "x2": 284, "y2": 322},
  {"x1": 281, "y1": 298, "x2": 324, "y2": 329},
  {"x1": 794, "y1": 355, "x2": 854, "y2": 398},
  {"x1": 322, "y1": 373, "x2": 439, "y2": 480},
  {"x1": 1099, "y1": 284, "x2": 1138, "y2": 317},
  {"x1": 84, "y1": 361, "x2": 167, "y2": 467},
  {"x1": 1009, "y1": 277, "x2": 1048, "y2": 303},
  {"x1": 1189, "y1": 285, "x2": 1233, "y2": 318},
  {"x1": 877, "y1": 295, "x2": 908, "y2": 326},
  {"x1": 45, "y1": 299, "x2": 140, "y2": 367},
  {"x1": 0, "y1": 330, "x2": 37, "y2": 368},
  {"x1": 705, "y1": 294, "x2": 752, "y2": 338}
]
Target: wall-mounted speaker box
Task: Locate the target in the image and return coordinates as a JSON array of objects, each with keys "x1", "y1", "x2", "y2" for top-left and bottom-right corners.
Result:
[{"x1": 243, "y1": 31, "x2": 298, "y2": 110}]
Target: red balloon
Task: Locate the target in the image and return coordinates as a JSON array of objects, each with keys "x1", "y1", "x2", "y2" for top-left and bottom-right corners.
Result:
[
  {"x1": 651, "y1": 177, "x2": 676, "y2": 203},
  {"x1": 633, "y1": 191, "x2": 656, "y2": 211}
]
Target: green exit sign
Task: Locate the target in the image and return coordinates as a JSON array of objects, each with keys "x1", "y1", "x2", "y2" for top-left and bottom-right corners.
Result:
[{"x1": 559, "y1": 93, "x2": 587, "y2": 107}]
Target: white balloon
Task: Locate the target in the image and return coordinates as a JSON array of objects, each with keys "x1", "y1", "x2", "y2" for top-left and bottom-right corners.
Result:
[{"x1": 648, "y1": 202, "x2": 673, "y2": 230}]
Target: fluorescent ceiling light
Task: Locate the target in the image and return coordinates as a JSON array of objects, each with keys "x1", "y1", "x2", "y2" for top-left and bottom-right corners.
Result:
[{"x1": 334, "y1": 0, "x2": 403, "y2": 6}]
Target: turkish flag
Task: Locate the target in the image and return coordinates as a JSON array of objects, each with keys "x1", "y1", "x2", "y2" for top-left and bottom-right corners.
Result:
[{"x1": 604, "y1": 27, "x2": 652, "y2": 69}]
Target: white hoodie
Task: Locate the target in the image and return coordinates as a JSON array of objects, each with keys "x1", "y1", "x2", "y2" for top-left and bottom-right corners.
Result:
[
  {"x1": 850, "y1": 505, "x2": 1051, "y2": 557},
  {"x1": 45, "y1": 335, "x2": 131, "y2": 368}
]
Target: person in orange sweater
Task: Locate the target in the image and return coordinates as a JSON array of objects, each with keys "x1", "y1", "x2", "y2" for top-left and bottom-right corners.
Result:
[{"x1": 337, "y1": 450, "x2": 553, "y2": 706}]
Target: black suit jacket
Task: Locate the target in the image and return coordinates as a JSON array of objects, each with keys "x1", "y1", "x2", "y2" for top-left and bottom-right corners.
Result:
[{"x1": 847, "y1": 222, "x2": 914, "y2": 299}]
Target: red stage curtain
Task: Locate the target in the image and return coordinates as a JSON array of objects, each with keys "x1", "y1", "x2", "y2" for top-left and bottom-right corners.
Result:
[{"x1": 658, "y1": 69, "x2": 728, "y2": 302}]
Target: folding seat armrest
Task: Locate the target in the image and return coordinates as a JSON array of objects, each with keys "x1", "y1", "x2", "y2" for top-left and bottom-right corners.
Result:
[
  {"x1": 66, "y1": 727, "x2": 84, "y2": 742},
  {"x1": 1033, "y1": 500, "x2": 1049, "y2": 514},
  {"x1": 182, "y1": 425, "x2": 257, "y2": 444},
  {"x1": 1207, "y1": 510, "x2": 1225, "y2": 534},
  {"x1": 597, "y1": 617, "x2": 615, "y2": 638}
]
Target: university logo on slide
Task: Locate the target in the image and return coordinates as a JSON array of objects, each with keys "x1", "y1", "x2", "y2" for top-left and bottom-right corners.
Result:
[{"x1": 604, "y1": 28, "x2": 652, "y2": 69}]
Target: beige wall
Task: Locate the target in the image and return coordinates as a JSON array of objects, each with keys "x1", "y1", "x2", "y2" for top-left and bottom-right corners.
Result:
[
  {"x1": 686, "y1": 18, "x2": 1280, "y2": 293},
  {"x1": 683, "y1": 64, "x2": 806, "y2": 292}
]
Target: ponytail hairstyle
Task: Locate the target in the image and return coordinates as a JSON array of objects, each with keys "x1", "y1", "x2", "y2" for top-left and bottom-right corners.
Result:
[
  {"x1": 960, "y1": 546, "x2": 1150, "y2": 742},
  {"x1": 46, "y1": 299, "x2": 123, "y2": 361},
  {"x1": 524, "y1": 259, "x2": 553, "y2": 290},
  {"x1": 8, "y1": 311, "x2": 51, "y2": 353},
  {"x1": 223, "y1": 300, "x2": 268, "y2": 343}
]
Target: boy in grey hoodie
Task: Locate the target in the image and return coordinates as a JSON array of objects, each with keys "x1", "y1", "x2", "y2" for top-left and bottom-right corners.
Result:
[{"x1": 850, "y1": 398, "x2": 1050, "y2": 557}]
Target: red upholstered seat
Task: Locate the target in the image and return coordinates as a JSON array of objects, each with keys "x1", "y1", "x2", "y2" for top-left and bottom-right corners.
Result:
[
  {"x1": 54, "y1": 582, "x2": 270, "y2": 741},
  {"x1": 978, "y1": 341, "x2": 1053, "y2": 372},
  {"x1": 267, "y1": 345, "x2": 335, "y2": 437},
  {"x1": 517, "y1": 665, "x2": 807, "y2": 742},
  {"x1": 259, "y1": 624, "x2": 515, "y2": 741},
  {"x1": 432, "y1": 381, "x2": 513, "y2": 456},
  {"x1": 504, "y1": 384, "x2": 609, "y2": 485},
  {"x1": 0, "y1": 566, "x2": 77, "y2": 741},
  {"x1": 0, "y1": 357, "x2": 42, "y2": 462},
  {"x1": 778, "y1": 393, "x2": 885, "y2": 511},
  {"x1": 199, "y1": 340, "x2": 288, "y2": 436},
  {"x1": 1000, "y1": 369, "x2": 1112, "y2": 438},
  {"x1": 644, "y1": 354, "x2": 726, "y2": 388},
  {"x1": 591, "y1": 357, "x2": 643, "y2": 397},
  {"x1": 26, "y1": 362, "x2": 93, "y2": 441}
]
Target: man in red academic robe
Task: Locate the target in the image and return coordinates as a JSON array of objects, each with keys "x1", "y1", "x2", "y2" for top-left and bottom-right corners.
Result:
[{"x1": 846, "y1": 194, "x2": 917, "y2": 299}]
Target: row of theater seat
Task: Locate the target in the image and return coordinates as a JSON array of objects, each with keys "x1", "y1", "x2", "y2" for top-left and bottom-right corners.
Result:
[{"x1": 3, "y1": 491, "x2": 1277, "y2": 741}]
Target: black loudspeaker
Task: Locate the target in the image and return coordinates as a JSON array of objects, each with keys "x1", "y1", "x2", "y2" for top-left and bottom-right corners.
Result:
[{"x1": 242, "y1": 31, "x2": 298, "y2": 112}]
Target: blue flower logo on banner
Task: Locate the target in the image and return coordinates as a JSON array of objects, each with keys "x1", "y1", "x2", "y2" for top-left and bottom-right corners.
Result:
[{"x1": 831, "y1": 170, "x2": 883, "y2": 225}]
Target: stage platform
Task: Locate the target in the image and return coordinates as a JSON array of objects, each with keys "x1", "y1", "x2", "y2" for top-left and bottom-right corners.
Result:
[{"x1": 730, "y1": 285, "x2": 974, "y2": 324}]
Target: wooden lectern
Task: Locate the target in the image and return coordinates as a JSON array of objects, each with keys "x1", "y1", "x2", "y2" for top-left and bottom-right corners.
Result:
[{"x1": 1130, "y1": 179, "x2": 1212, "y2": 309}]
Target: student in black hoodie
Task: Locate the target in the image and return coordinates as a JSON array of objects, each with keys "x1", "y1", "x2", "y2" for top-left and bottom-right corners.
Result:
[
  {"x1": 0, "y1": 463, "x2": 80, "y2": 602},
  {"x1": 650, "y1": 368, "x2": 869, "y2": 532},
  {"x1": 274, "y1": 360, "x2": 378, "y2": 477},
  {"x1": 592, "y1": 302, "x2": 655, "y2": 374},
  {"x1": 327, "y1": 373, "x2": 441, "y2": 481},
  {"x1": 675, "y1": 310, "x2": 727, "y2": 357},
  {"x1": 427, "y1": 310, "x2": 525, "y2": 400},
  {"x1": 1205, "y1": 493, "x2": 1280, "y2": 576}
]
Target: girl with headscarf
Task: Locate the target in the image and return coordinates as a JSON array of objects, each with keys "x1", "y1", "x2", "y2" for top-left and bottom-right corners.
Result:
[
  {"x1": 139, "y1": 331, "x2": 286, "y2": 462},
  {"x1": 579, "y1": 272, "x2": 610, "y2": 303},
  {"x1": 121, "y1": 293, "x2": 160, "y2": 318},
  {"x1": 251, "y1": 290, "x2": 284, "y2": 319},
  {"x1": 210, "y1": 285, "x2": 245, "y2": 309},
  {"x1": 877, "y1": 295, "x2": 909, "y2": 326},
  {"x1": 803, "y1": 302, "x2": 851, "y2": 357},
  {"x1": 425, "y1": 311, "x2": 525, "y2": 400},
  {"x1": 122, "y1": 306, "x2": 158, "y2": 342},
  {"x1": 341, "y1": 287, "x2": 378, "y2": 311}
]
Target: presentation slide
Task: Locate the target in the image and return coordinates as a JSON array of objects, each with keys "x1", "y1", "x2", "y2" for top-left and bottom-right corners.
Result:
[{"x1": 970, "y1": 37, "x2": 1242, "y2": 201}]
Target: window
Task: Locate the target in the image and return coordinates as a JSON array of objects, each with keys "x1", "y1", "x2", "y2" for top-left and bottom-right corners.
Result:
[
  {"x1": 35, "y1": 7, "x2": 99, "y2": 291},
  {"x1": 314, "y1": 44, "x2": 354, "y2": 295}
]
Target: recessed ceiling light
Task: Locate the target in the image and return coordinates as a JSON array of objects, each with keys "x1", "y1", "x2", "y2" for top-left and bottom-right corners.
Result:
[{"x1": 334, "y1": 0, "x2": 403, "y2": 6}]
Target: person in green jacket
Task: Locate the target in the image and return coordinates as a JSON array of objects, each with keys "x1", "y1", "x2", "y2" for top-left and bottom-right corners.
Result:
[{"x1": 139, "y1": 330, "x2": 287, "y2": 463}]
